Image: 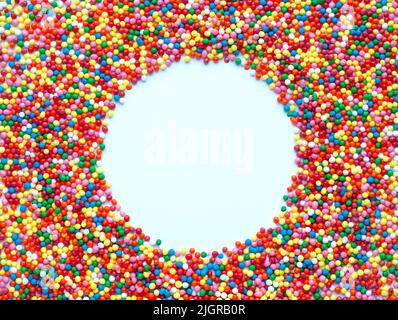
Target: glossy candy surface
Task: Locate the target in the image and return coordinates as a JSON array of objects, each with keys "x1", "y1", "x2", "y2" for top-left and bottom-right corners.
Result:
[{"x1": 0, "y1": 0, "x2": 398, "y2": 300}]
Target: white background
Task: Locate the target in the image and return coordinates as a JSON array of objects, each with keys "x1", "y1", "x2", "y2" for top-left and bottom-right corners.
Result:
[{"x1": 102, "y1": 60, "x2": 296, "y2": 251}]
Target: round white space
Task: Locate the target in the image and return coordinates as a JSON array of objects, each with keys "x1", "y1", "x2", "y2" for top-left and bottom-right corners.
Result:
[{"x1": 101, "y1": 59, "x2": 296, "y2": 251}]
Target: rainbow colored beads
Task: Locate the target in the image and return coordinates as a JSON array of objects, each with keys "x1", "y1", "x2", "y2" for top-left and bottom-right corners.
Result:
[{"x1": 0, "y1": 0, "x2": 398, "y2": 300}]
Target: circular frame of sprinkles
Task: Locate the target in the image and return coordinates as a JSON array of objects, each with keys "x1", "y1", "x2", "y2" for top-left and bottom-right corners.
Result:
[{"x1": 0, "y1": 0, "x2": 398, "y2": 300}]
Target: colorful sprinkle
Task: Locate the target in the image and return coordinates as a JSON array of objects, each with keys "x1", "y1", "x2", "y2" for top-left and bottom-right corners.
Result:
[{"x1": 0, "y1": 0, "x2": 398, "y2": 300}]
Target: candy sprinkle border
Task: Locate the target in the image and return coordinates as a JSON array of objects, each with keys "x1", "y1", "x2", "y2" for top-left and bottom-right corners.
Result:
[{"x1": 0, "y1": 0, "x2": 398, "y2": 300}]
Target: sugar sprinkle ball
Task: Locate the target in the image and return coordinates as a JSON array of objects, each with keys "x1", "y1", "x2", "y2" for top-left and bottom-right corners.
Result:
[{"x1": 0, "y1": 0, "x2": 398, "y2": 300}]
